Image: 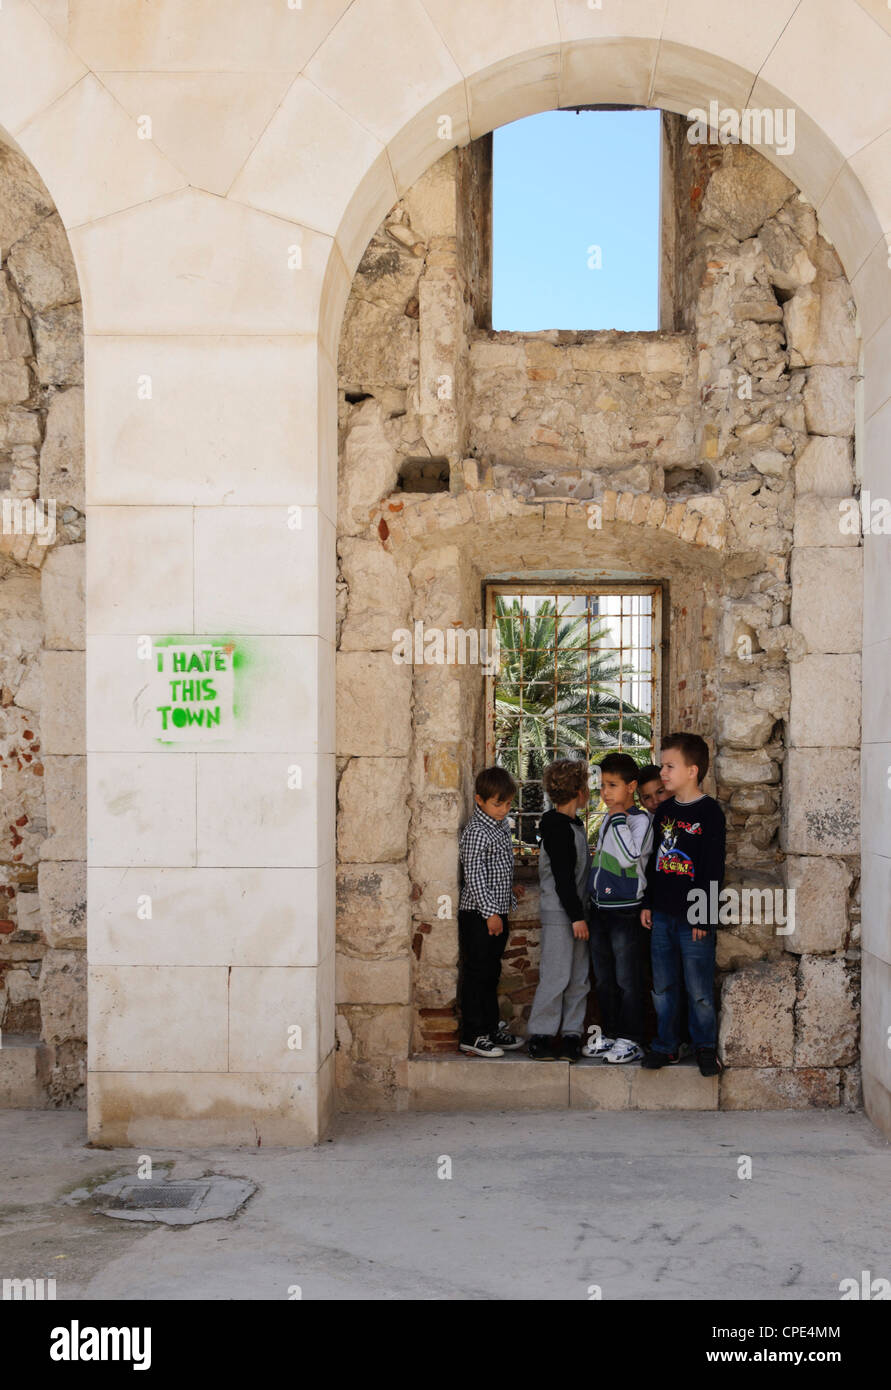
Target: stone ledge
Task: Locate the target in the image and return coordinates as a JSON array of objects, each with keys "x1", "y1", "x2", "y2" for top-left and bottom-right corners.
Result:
[
  {"x1": 403, "y1": 1054, "x2": 720, "y2": 1111},
  {"x1": 375, "y1": 487, "x2": 727, "y2": 551}
]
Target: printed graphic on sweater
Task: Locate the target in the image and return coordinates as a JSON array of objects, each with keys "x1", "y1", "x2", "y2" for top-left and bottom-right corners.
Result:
[{"x1": 655, "y1": 818, "x2": 694, "y2": 879}]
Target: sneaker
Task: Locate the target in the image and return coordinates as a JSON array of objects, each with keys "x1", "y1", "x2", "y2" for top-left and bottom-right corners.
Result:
[
  {"x1": 526, "y1": 1034, "x2": 553, "y2": 1060},
  {"x1": 555, "y1": 1034, "x2": 582, "y2": 1062},
  {"x1": 459, "y1": 1035, "x2": 504, "y2": 1057},
  {"x1": 696, "y1": 1046, "x2": 723, "y2": 1077},
  {"x1": 603, "y1": 1038, "x2": 644, "y2": 1065},
  {"x1": 491, "y1": 1021, "x2": 525, "y2": 1051},
  {"x1": 641, "y1": 1049, "x2": 680, "y2": 1069},
  {"x1": 581, "y1": 1027, "x2": 617, "y2": 1058}
]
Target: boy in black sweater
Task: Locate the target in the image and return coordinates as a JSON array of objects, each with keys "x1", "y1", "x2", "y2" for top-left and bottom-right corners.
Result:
[{"x1": 640, "y1": 732, "x2": 726, "y2": 1077}]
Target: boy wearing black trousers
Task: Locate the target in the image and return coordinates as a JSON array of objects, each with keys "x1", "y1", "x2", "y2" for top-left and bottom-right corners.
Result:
[{"x1": 457, "y1": 766, "x2": 524, "y2": 1057}]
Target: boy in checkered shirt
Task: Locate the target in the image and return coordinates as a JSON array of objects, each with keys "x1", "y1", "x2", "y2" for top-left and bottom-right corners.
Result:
[{"x1": 457, "y1": 766, "x2": 524, "y2": 1057}]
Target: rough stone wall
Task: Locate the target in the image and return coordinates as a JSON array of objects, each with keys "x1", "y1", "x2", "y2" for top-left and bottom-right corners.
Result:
[
  {"x1": 0, "y1": 142, "x2": 85, "y2": 1107},
  {"x1": 335, "y1": 132, "x2": 861, "y2": 1113}
]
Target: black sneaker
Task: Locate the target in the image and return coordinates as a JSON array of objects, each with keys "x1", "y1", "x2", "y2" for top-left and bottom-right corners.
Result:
[
  {"x1": 555, "y1": 1034, "x2": 582, "y2": 1062},
  {"x1": 641, "y1": 1049, "x2": 680, "y2": 1069},
  {"x1": 491, "y1": 1021, "x2": 524, "y2": 1051},
  {"x1": 526, "y1": 1034, "x2": 553, "y2": 1060},
  {"x1": 459, "y1": 1035, "x2": 504, "y2": 1057},
  {"x1": 696, "y1": 1046, "x2": 723, "y2": 1077}
]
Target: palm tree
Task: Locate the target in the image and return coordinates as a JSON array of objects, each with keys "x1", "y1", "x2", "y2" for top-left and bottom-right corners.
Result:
[{"x1": 493, "y1": 596, "x2": 653, "y2": 846}]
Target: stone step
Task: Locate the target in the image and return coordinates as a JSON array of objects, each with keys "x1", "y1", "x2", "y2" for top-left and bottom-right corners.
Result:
[
  {"x1": 402, "y1": 1053, "x2": 719, "y2": 1111},
  {"x1": 0, "y1": 1034, "x2": 47, "y2": 1108}
]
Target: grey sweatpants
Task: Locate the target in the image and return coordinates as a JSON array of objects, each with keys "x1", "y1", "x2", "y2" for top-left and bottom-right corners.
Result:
[{"x1": 527, "y1": 918, "x2": 591, "y2": 1036}]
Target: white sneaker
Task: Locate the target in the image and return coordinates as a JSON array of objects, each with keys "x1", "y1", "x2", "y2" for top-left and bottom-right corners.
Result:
[
  {"x1": 581, "y1": 1026, "x2": 616, "y2": 1058},
  {"x1": 603, "y1": 1038, "x2": 644, "y2": 1065}
]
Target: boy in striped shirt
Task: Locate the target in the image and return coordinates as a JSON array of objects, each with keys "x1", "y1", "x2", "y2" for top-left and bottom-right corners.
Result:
[{"x1": 584, "y1": 752, "x2": 654, "y2": 1064}]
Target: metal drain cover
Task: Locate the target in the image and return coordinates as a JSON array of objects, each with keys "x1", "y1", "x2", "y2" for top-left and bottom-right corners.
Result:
[
  {"x1": 101, "y1": 1181, "x2": 210, "y2": 1212},
  {"x1": 89, "y1": 1175, "x2": 255, "y2": 1226}
]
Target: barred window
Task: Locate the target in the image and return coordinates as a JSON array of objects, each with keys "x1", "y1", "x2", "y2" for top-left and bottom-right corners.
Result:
[{"x1": 485, "y1": 584, "x2": 663, "y2": 860}]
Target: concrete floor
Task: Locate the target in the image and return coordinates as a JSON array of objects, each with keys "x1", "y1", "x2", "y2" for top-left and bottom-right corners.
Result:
[{"x1": 0, "y1": 1107, "x2": 888, "y2": 1300}]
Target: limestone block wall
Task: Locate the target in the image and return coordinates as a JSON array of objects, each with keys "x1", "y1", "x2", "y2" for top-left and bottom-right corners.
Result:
[
  {"x1": 335, "y1": 138, "x2": 861, "y2": 1113},
  {"x1": 0, "y1": 142, "x2": 85, "y2": 1105}
]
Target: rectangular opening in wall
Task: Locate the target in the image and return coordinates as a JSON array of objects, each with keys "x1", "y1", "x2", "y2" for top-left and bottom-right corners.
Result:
[
  {"x1": 491, "y1": 109, "x2": 662, "y2": 331},
  {"x1": 485, "y1": 583, "x2": 663, "y2": 861}
]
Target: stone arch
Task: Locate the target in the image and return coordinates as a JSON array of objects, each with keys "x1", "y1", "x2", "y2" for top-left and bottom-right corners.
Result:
[
  {"x1": 322, "y1": 23, "x2": 885, "y2": 1129},
  {"x1": 1, "y1": 2, "x2": 885, "y2": 1142},
  {"x1": 0, "y1": 133, "x2": 85, "y2": 1106}
]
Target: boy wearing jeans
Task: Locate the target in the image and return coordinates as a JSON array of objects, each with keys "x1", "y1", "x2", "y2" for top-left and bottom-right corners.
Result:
[
  {"x1": 457, "y1": 766, "x2": 524, "y2": 1057},
  {"x1": 585, "y1": 752, "x2": 654, "y2": 1065},
  {"x1": 640, "y1": 732, "x2": 726, "y2": 1077}
]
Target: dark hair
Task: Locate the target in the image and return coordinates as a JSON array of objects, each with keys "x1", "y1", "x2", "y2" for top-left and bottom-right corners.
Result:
[
  {"x1": 543, "y1": 759, "x2": 589, "y2": 804},
  {"x1": 661, "y1": 732, "x2": 710, "y2": 783},
  {"x1": 636, "y1": 764, "x2": 663, "y2": 786},
  {"x1": 598, "y1": 752, "x2": 640, "y2": 784},
  {"x1": 475, "y1": 766, "x2": 517, "y2": 802}
]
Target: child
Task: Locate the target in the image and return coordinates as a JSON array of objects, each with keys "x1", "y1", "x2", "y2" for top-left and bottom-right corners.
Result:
[
  {"x1": 526, "y1": 760, "x2": 591, "y2": 1062},
  {"x1": 640, "y1": 733, "x2": 726, "y2": 1077},
  {"x1": 637, "y1": 764, "x2": 670, "y2": 815},
  {"x1": 585, "y1": 752, "x2": 654, "y2": 1064},
  {"x1": 635, "y1": 761, "x2": 691, "y2": 1055},
  {"x1": 457, "y1": 767, "x2": 524, "y2": 1057}
]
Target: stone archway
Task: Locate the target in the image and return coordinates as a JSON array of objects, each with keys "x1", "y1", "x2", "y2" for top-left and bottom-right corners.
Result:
[
  {"x1": 0, "y1": 1, "x2": 886, "y2": 1144},
  {"x1": 0, "y1": 135, "x2": 85, "y2": 1107}
]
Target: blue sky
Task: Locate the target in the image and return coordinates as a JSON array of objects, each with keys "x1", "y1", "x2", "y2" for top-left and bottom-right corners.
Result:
[{"x1": 492, "y1": 109, "x2": 661, "y2": 332}]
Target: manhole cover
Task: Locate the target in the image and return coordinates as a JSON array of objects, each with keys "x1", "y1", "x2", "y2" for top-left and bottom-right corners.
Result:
[
  {"x1": 86, "y1": 1175, "x2": 256, "y2": 1226},
  {"x1": 101, "y1": 1181, "x2": 210, "y2": 1211}
]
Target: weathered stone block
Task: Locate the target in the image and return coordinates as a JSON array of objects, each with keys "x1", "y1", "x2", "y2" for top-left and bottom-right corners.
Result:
[
  {"x1": 410, "y1": 832, "x2": 459, "y2": 909},
  {"x1": 40, "y1": 651, "x2": 84, "y2": 754},
  {"x1": 335, "y1": 954, "x2": 411, "y2": 1005},
  {"x1": 783, "y1": 749, "x2": 859, "y2": 855},
  {"x1": 717, "y1": 691, "x2": 776, "y2": 749},
  {"x1": 41, "y1": 755, "x2": 86, "y2": 861},
  {"x1": 39, "y1": 387, "x2": 84, "y2": 512},
  {"x1": 338, "y1": 538, "x2": 411, "y2": 651},
  {"x1": 41, "y1": 543, "x2": 85, "y2": 650},
  {"x1": 336, "y1": 863, "x2": 412, "y2": 959},
  {"x1": 803, "y1": 366, "x2": 855, "y2": 436},
  {"x1": 794, "y1": 436, "x2": 853, "y2": 496},
  {"x1": 6, "y1": 214, "x2": 79, "y2": 313},
  {"x1": 790, "y1": 548, "x2": 861, "y2": 653},
  {"x1": 336, "y1": 652, "x2": 411, "y2": 756},
  {"x1": 793, "y1": 495, "x2": 859, "y2": 547},
  {"x1": 782, "y1": 855, "x2": 852, "y2": 955},
  {"x1": 419, "y1": 919, "x2": 458, "y2": 968},
  {"x1": 784, "y1": 281, "x2": 857, "y2": 367},
  {"x1": 720, "y1": 1067, "x2": 840, "y2": 1109},
  {"x1": 39, "y1": 949, "x2": 86, "y2": 1045},
  {"x1": 413, "y1": 962, "x2": 457, "y2": 1009},
  {"x1": 38, "y1": 861, "x2": 87, "y2": 949},
  {"x1": 715, "y1": 750, "x2": 780, "y2": 786},
  {"x1": 699, "y1": 144, "x2": 795, "y2": 241},
  {"x1": 338, "y1": 398, "x2": 400, "y2": 535},
  {"x1": 789, "y1": 654, "x2": 860, "y2": 747},
  {"x1": 795, "y1": 956, "x2": 858, "y2": 1066},
  {"x1": 718, "y1": 959, "x2": 797, "y2": 1066},
  {"x1": 337, "y1": 757, "x2": 409, "y2": 862},
  {"x1": 33, "y1": 305, "x2": 82, "y2": 386},
  {"x1": 345, "y1": 1004, "x2": 413, "y2": 1061}
]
